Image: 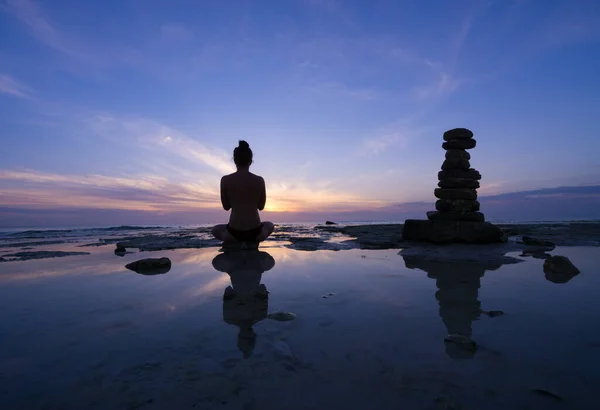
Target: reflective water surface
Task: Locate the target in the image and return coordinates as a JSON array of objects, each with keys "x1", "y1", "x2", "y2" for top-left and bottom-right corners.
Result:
[{"x1": 1, "y1": 244, "x2": 599, "y2": 409}]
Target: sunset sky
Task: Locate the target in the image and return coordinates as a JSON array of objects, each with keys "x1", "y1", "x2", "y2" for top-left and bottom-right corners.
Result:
[{"x1": 1, "y1": 0, "x2": 599, "y2": 227}]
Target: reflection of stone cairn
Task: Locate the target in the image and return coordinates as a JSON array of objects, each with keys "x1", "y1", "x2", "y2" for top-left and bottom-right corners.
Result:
[{"x1": 427, "y1": 128, "x2": 483, "y2": 222}]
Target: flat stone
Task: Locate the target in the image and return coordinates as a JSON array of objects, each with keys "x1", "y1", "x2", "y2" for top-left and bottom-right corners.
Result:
[
  {"x1": 438, "y1": 168, "x2": 481, "y2": 180},
  {"x1": 125, "y1": 257, "x2": 172, "y2": 275},
  {"x1": 403, "y1": 219, "x2": 506, "y2": 243},
  {"x1": 443, "y1": 139, "x2": 477, "y2": 150},
  {"x1": 441, "y1": 158, "x2": 470, "y2": 170},
  {"x1": 443, "y1": 128, "x2": 474, "y2": 141},
  {"x1": 445, "y1": 149, "x2": 471, "y2": 160},
  {"x1": 438, "y1": 178, "x2": 480, "y2": 189},
  {"x1": 436, "y1": 199, "x2": 480, "y2": 212},
  {"x1": 427, "y1": 211, "x2": 485, "y2": 222},
  {"x1": 434, "y1": 188, "x2": 478, "y2": 200}
]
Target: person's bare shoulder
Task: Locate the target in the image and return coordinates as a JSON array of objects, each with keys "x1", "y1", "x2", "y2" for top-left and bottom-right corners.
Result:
[
  {"x1": 221, "y1": 173, "x2": 235, "y2": 182},
  {"x1": 249, "y1": 172, "x2": 264, "y2": 182}
]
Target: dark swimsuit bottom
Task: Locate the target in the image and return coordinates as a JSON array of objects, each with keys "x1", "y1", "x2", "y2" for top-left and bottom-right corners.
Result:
[{"x1": 226, "y1": 223, "x2": 263, "y2": 242}]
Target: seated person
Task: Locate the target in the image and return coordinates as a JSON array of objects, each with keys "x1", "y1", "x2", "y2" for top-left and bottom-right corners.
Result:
[{"x1": 211, "y1": 140, "x2": 274, "y2": 244}]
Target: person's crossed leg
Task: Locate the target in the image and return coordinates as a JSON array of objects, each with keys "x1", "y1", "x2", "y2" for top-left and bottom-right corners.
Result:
[{"x1": 212, "y1": 222, "x2": 274, "y2": 244}]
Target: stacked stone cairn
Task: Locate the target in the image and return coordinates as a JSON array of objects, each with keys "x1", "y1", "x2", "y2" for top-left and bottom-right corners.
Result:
[
  {"x1": 428, "y1": 128, "x2": 483, "y2": 222},
  {"x1": 402, "y1": 128, "x2": 505, "y2": 243}
]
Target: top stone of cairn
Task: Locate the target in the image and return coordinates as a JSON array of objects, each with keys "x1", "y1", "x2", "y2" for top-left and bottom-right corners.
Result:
[{"x1": 443, "y1": 128, "x2": 474, "y2": 141}]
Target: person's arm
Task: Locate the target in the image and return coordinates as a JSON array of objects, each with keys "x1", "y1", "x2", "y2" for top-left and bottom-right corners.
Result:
[
  {"x1": 220, "y1": 177, "x2": 231, "y2": 211},
  {"x1": 258, "y1": 177, "x2": 266, "y2": 211}
]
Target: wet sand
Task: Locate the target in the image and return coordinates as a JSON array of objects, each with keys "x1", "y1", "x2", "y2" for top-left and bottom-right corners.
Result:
[{"x1": 1, "y1": 241, "x2": 599, "y2": 409}]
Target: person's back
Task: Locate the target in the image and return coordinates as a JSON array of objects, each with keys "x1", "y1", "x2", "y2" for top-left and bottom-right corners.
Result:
[
  {"x1": 211, "y1": 140, "x2": 274, "y2": 244},
  {"x1": 221, "y1": 170, "x2": 265, "y2": 231}
]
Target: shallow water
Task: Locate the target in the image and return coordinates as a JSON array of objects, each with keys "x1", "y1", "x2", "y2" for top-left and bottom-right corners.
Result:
[{"x1": 1, "y1": 244, "x2": 599, "y2": 409}]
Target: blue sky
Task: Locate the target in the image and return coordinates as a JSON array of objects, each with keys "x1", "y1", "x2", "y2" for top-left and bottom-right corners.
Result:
[{"x1": 1, "y1": 0, "x2": 599, "y2": 226}]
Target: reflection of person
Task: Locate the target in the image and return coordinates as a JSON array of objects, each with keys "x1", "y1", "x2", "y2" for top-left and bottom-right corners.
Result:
[
  {"x1": 212, "y1": 250, "x2": 276, "y2": 358},
  {"x1": 211, "y1": 141, "x2": 275, "y2": 245},
  {"x1": 402, "y1": 256, "x2": 497, "y2": 360}
]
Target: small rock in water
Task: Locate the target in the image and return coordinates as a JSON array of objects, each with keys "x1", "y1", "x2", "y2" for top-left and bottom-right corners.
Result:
[
  {"x1": 322, "y1": 293, "x2": 335, "y2": 298},
  {"x1": 325, "y1": 220, "x2": 337, "y2": 225},
  {"x1": 0, "y1": 257, "x2": 5, "y2": 262},
  {"x1": 115, "y1": 243, "x2": 126, "y2": 252},
  {"x1": 522, "y1": 236, "x2": 555, "y2": 249},
  {"x1": 543, "y1": 255, "x2": 580, "y2": 275},
  {"x1": 521, "y1": 250, "x2": 552, "y2": 260},
  {"x1": 482, "y1": 310, "x2": 504, "y2": 317},
  {"x1": 543, "y1": 255, "x2": 580, "y2": 283},
  {"x1": 125, "y1": 257, "x2": 172, "y2": 275},
  {"x1": 531, "y1": 388, "x2": 563, "y2": 402},
  {"x1": 444, "y1": 334, "x2": 477, "y2": 351},
  {"x1": 267, "y1": 311, "x2": 297, "y2": 321}
]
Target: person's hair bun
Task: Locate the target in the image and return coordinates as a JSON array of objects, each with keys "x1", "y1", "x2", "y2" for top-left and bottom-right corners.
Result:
[{"x1": 238, "y1": 140, "x2": 250, "y2": 150}]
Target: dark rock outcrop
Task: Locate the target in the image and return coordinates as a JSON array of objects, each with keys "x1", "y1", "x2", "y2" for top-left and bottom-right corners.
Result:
[{"x1": 325, "y1": 221, "x2": 337, "y2": 225}]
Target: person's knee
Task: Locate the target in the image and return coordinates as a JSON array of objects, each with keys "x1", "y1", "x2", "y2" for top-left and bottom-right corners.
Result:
[
  {"x1": 212, "y1": 224, "x2": 224, "y2": 238},
  {"x1": 263, "y1": 221, "x2": 274, "y2": 234}
]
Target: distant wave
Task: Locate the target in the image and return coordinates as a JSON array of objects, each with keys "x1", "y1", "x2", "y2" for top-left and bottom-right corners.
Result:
[{"x1": 2, "y1": 225, "x2": 165, "y2": 239}]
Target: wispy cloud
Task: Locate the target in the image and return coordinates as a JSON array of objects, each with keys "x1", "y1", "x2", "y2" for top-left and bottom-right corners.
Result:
[
  {"x1": 265, "y1": 178, "x2": 388, "y2": 212},
  {"x1": 0, "y1": 169, "x2": 219, "y2": 211},
  {"x1": 0, "y1": 74, "x2": 32, "y2": 99},
  {"x1": 414, "y1": 72, "x2": 460, "y2": 101},
  {"x1": 362, "y1": 132, "x2": 408, "y2": 155},
  {"x1": 0, "y1": 168, "x2": 391, "y2": 214},
  {"x1": 5, "y1": 0, "x2": 79, "y2": 56},
  {"x1": 87, "y1": 114, "x2": 236, "y2": 175}
]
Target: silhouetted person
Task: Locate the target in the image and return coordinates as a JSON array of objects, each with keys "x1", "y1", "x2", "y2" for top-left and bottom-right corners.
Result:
[
  {"x1": 211, "y1": 140, "x2": 274, "y2": 246},
  {"x1": 212, "y1": 249, "x2": 276, "y2": 358}
]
